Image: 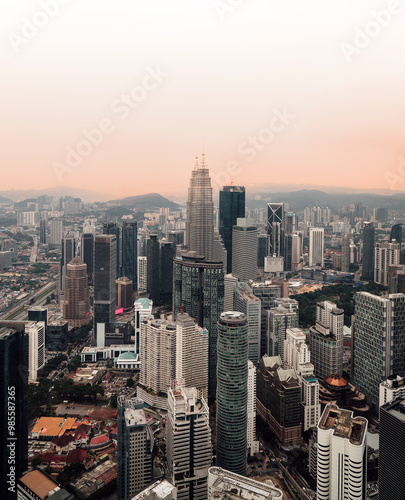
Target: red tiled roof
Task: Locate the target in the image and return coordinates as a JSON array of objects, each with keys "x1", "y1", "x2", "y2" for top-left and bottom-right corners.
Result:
[
  {"x1": 66, "y1": 448, "x2": 87, "y2": 464},
  {"x1": 90, "y1": 434, "x2": 109, "y2": 445}
]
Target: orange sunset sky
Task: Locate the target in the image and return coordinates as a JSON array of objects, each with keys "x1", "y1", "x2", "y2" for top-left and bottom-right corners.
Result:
[{"x1": 1, "y1": 0, "x2": 405, "y2": 199}]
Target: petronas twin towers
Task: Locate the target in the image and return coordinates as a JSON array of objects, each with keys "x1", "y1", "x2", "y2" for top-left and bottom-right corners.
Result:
[{"x1": 185, "y1": 153, "x2": 214, "y2": 260}]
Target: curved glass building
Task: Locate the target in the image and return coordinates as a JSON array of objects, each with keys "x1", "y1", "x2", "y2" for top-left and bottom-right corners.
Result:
[{"x1": 216, "y1": 311, "x2": 248, "y2": 476}]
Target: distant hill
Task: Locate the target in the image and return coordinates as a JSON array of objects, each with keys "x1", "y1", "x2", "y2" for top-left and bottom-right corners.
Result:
[
  {"x1": 0, "y1": 195, "x2": 12, "y2": 203},
  {"x1": 115, "y1": 193, "x2": 181, "y2": 210},
  {"x1": 0, "y1": 186, "x2": 110, "y2": 203}
]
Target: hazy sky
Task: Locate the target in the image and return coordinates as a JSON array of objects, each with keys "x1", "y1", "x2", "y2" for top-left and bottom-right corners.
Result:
[{"x1": 1, "y1": 0, "x2": 405, "y2": 199}]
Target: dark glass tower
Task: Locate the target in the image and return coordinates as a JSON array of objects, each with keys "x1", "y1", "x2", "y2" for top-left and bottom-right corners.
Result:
[
  {"x1": 173, "y1": 253, "x2": 224, "y2": 400},
  {"x1": 60, "y1": 235, "x2": 75, "y2": 292},
  {"x1": 219, "y1": 186, "x2": 245, "y2": 273},
  {"x1": 160, "y1": 241, "x2": 174, "y2": 305},
  {"x1": 81, "y1": 233, "x2": 94, "y2": 279},
  {"x1": 93, "y1": 235, "x2": 117, "y2": 328},
  {"x1": 362, "y1": 222, "x2": 375, "y2": 280},
  {"x1": 216, "y1": 312, "x2": 248, "y2": 476},
  {"x1": 267, "y1": 203, "x2": 284, "y2": 257},
  {"x1": 391, "y1": 223, "x2": 402, "y2": 247},
  {"x1": 147, "y1": 235, "x2": 160, "y2": 305},
  {"x1": 103, "y1": 222, "x2": 121, "y2": 279},
  {"x1": 122, "y1": 221, "x2": 137, "y2": 291},
  {"x1": 0, "y1": 323, "x2": 28, "y2": 494}
]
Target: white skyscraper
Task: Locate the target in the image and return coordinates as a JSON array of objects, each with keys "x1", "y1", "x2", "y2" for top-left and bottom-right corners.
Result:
[
  {"x1": 317, "y1": 404, "x2": 367, "y2": 500},
  {"x1": 247, "y1": 361, "x2": 260, "y2": 455},
  {"x1": 137, "y1": 256, "x2": 147, "y2": 291},
  {"x1": 49, "y1": 219, "x2": 63, "y2": 246},
  {"x1": 167, "y1": 382, "x2": 212, "y2": 500},
  {"x1": 309, "y1": 227, "x2": 324, "y2": 267},
  {"x1": 232, "y1": 218, "x2": 258, "y2": 282},
  {"x1": 134, "y1": 298, "x2": 153, "y2": 356},
  {"x1": 26, "y1": 321, "x2": 46, "y2": 382},
  {"x1": 374, "y1": 239, "x2": 400, "y2": 285}
]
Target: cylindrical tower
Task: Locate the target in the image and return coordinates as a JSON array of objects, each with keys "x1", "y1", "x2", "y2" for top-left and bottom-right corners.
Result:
[{"x1": 216, "y1": 311, "x2": 248, "y2": 476}]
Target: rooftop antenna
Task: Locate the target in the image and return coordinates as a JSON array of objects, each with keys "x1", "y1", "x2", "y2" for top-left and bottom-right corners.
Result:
[{"x1": 200, "y1": 138, "x2": 206, "y2": 168}]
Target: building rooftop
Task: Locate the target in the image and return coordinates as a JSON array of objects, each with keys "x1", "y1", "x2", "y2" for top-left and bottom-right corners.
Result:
[
  {"x1": 135, "y1": 297, "x2": 153, "y2": 309},
  {"x1": 31, "y1": 417, "x2": 76, "y2": 438},
  {"x1": 219, "y1": 311, "x2": 247, "y2": 325},
  {"x1": 381, "y1": 397, "x2": 405, "y2": 421},
  {"x1": 318, "y1": 404, "x2": 367, "y2": 446},
  {"x1": 125, "y1": 407, "x2": 147, "y2": 427},
  {"x1": 130, "y1": 479, "x2": 177, "y2": 500},
  {"x1": 19, "y1": 469, "x2": 72, "y2": 500}
]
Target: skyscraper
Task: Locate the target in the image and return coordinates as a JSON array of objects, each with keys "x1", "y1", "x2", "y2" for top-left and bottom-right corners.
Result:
[
  {"x1": 0, "y1": 323, "x2": 28, "y2": 493},
  {"x1": 116, "y1": 276, "x2": 134, "y2": 312},
  {"x1": 137, "y1": 256, "x2": 147, "y2": 291},
  {"x1": 103, "y1": 222, "x2": 121, "y2": 279},
  {"x1": 267, "y1": 203, "x2": 284, "y2": 257},
  {"x1": 48, "y1": 219, "x2": 62, "y2": 247},
  {"x1": 390, "y1": 223, "x2": 403, "y2": 247},
  {"x1": 122, "y1": 221, "x2": 137, "y2": 291},
  {"x1": 117, "y1": 396, "x2": 153, "y2": 500},
  {"x1": 266, "y1": 300, "x2": 299, "y2": 359},
  {"x1": 247, "y1": 360, "x2": 260, "y2": 455},
  {"x1": 39, "y1": 219, "x2": 47, "y2": 244},
  {"x1": 362, "y1": 222, "x2": 375, "y2": 280},
  {"x1": 26, "y1": 321, "x2": 46, "y2": 382},
  {"x1": 146, "y1": 235, "x2": 160, "y2": 304},
  {"x1": 374, "y1": 239, "x2": 400, "y2": 285},
  {"x1": 232, "y1": 218, "x2": 258, "y2": 282},
  {"x1": 160, "y1": 241, "x2": 175, "y2": 305},
  {"x1": 167, "y1": 382, "x2": 212, "y2": 500},
  {"x1": 185, "y1": 155, "x2": 214, "y2": 260},
  {"x1": 219, "y1": 185, "x2": 245, "y2": 273},
  {"x1": 354, "y1": 292, "x2": 405, "y2": 405},
  {"x1": 62, "y1": 257, "x2": 90, "y2": 328},
  {"x1": 173, "y1": 253, "x2": 224, "y2": 399},
  {"x1": 216, "y1": 312, "x2": 248, "y2": 476},
  {"x1": 341, "y1": 233, "x2": 350, "y2": 273},
  {"x1": 309, "y1": 227, "x2": 324, "y2": 267},
  {"x1": 93, "y1": 235, "x2": 117, "y2": 336},
  {"x1": 317, "y1": 404, "x2": 367, "y2": 500},
  {"x1": 81, "y1": 233, "x2": 94, "y2": 279},
  {"x1": 60, "y1": 234, "x2": 76, "y2": 292}
]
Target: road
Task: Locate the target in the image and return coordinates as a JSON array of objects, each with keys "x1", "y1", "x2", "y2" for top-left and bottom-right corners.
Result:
[{"x1": 0, "y1": 281, "x2": 56, "y2": 321}]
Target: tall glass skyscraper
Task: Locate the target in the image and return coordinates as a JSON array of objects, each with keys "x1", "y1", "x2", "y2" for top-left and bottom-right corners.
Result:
[
  {"x1": 122, "y1": 221, "x2": 137, "y2": 291},
  {"x1": 216, "y1": 312, "x2": 248, "y2": 476},
  {"x1": 362, "y1": 222, "x2": 375, "y2": 280},
  {"x1": 219, "y1": 185, "x2": 245, "y2": 273},
  {"x1": 103, "y1": 222, "x2": 121, "y2": 279},
  {"x1": 186, "y1": 155, "x2": 214, "y2": 260},
  {"x1": 94, "y1": 235, "x2": 117, "y2": 329},
  {"x1": 267, "y1": 203, "x2": 284, "y2": 257}
]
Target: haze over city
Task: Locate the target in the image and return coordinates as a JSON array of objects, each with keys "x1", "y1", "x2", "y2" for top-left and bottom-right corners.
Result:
[{"x1": 2, "y1": 0, "x2": 405, "y2": 198}]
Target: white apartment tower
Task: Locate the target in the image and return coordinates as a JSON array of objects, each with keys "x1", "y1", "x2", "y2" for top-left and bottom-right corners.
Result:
[
  {"x1": 309, "y1": 227, "x2": 324, "y2": 267},
  {"x1": 317, "y1": 404, "x2": 368, "y2": 500},
  {"x1": 374, "y1": 239, "x2": 400, "y2": 285},
  {"x1": 134, "y1": 298, "x2": 153, "y2": 356},
  {"x1": 137, "y1": 256, "x2": 147, "y2": 290},
  {"x1": 26, "y1": 321, "x2": 46, "y2": 382},
  {"x1": 247, "y1": 361, "x2": 260, "y2": 455},
  {"x1": 167, "y1": 382, "x2": 212, "y2": 500}
]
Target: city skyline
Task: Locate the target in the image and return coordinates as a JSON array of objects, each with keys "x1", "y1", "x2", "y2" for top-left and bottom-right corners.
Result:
[{"x1": 1, "y1": 1, "x2": 405, "y2": 198}]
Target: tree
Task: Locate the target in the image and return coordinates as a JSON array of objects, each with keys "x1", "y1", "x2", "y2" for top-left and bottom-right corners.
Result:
[
  {"x1": 109, "y1": 393, "x2": 118, "y2": 408},
  {"x1": 31, "y1": 456, "x2": 42, "y2": 467},
  {"x1": 126, "y1": 378, "x2": 135, "y2": 387}
]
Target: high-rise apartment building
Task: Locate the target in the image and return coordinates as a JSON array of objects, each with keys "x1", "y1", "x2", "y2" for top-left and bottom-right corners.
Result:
[
  {"x1": 267, "y1": 203, "x2": 284, "y2": 257},
  {"x1": 216, "y1": 312, "x2": 248, "y2": 476},
  {"x1": 137, "y1": 256, "x2": 147, "y2": 291},
  {"x1": 219, "y1": 186, "x2": 245, "y2": 273},
  {"x1": 317, "y1": 404, "x2": 367, "y2": 500},
  {"x1": 309, "y1": 227, "x2": 324, "y2": 267},
  {"x1": 134, "y1": 298, "x2": 153, "y2": 356},
  {"x1": 362, "y1": 222, "x2": 375, "y2": 280},
  {"x1": 48, "y1": 218, "x2": 62, "y2": 246},
  {"x1": 354, "y1": 292, "x2": 405, "y2": 405},
  {"x1": 167, "y1": 382, "x2": 212, "y2": 500},
  {"x1": 265, "y1": 300, "x2": 299, "y2": 360},
  {"x1": 186, "y1": 155, "x2": 214, "y2": 260},
  {"x1": 374, "y1": 239, "x2": 400, "y2": 285},
  {"x1": 173, "y1": 253, "x2": 224, "y2": 400},
  {"x1": 247, "y1": 360, "x2": 260, "y2": 455},
  {"x1": 63, "y1": 257, "x2": 90, "y2": 328},
  {"x1": 26, "y1": 321, "x2": 46, "y2": 382},
  {"x1": 232, "y1": 218, "x2": 258, "y2": 282},
  {"x1": 117, "y1": 397, "x2": 153, "y2": 500},
  {"x1": 309, "y1": 301, "x2": 344, "y2": 381},
  {"x1": 122, "y1": 221, "x2": 138, "y2": 291},
  {"x1": 233, "y1": 282, "x2": 261, "y2": 366}
]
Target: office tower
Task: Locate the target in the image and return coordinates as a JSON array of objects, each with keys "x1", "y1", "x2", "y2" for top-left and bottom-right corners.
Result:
[
  {"x1": 62, "y1": 257, "x2": 90, "y2": 328},
  {"x1": 83, "y1": 217, "x2": 97, "y2": 235},
  {"x1": 247, "y1": 360, "x2": 260, "y2": 455},
  {"x1": 208, "y1": 467, "x2": 283, "y2": 500},
  {"x1": 388, "y1": 264, "x2": 405, "y2": 293},
  {"x1": 362, "y1": 222, "x2": 375, "y2": 280},
  {"x1": 60, "y1": 234, "x2": 76, "y2": 292},
  {"x1": 309, "y1": 227, "x2": 324, "y2": 267},
  {"x1": 232, "y1": 218, "x2": 258, "y2": 282},
  {"x1": 130, "y1": 479, "x2": 177, "y2": 500},
  {"x1": 267, "y1": 203, "x2": 284, "y2": 257},
  {"x1": 94, "y1": 235, "x2": 117, "y2": 337},
  {"x1": 175, "y1": 312, "x2": 209, "y2": 400},
  {"x1": 213, "y1": 231, "x2": 227, "y2": 272},
  {"x1": 391, "y1": 222, "x2": 402, "y2": 246},
  {"x1": 134, "y1": 298, "x2": 153, "y2": 356},
  {"x1": 374, "y1": 239, "x2": 400, "y2": 285},
  {"x1": 160, "y1": 241, "x2": 175, "y2": 304},
  {"x1": 173, "y1": 253, "x2": 224, "y2": 400},
  {"x1": 122, "y1": 221, "x2": 138, "y2": 291},
  {"x1": 48, "y1": 218, "x2": 62, "y2": 246},
  {"x1": 167, "y1": 382, "x2": 212, "y2": 500},
  {"x1": 379, "y1": 375, "x2": 405, "y2": 407},
  {"x1": 186, "y1": 155, "x2": 214, "y2": 260},
  {"x1": 354, "y1": 292, "x2": 405, "y2": 405},
  {"x1": 103, "y1": 222, "x2": 121, "y2": 279},
  {"x1": 224, "y1": 273, "x2": 238, "y2": 311},
  {"x1": 137, "y1": 256, "x2": 147, "y2": 291},
  {"x1": 219, "y1": 186, "x2": 245, "y2": 273},
  {"x1": 46, "y1": 320, "x2": 69, "y2": 351},
  {"x1": 139, "y1": 317, "x2": 176, "y2": 406},
  {"x1": 39, "y1": 219, "x2": 47, "y2": 244},
  {"x1": 116, "y1": 276, "x2": 134, "y2": 312},
  {"x1": 341, "y1": 233, "x2": 350, "y2": 272},
  {"x1": 233, "y1": 282, "x2": 261, "y2": 366},
  {"x1": 147, "y1": 235, "x2": 160, "y2": 304},
  {"x1": 309, "y1": 301, "x2": 344, "y2": 381},
  {"x1": 376, "y1": 206, "x2": 388, "y2": 222},
  {"x1": 265, "y1": 301, "x2": 299, "y2": 359},
  {"x1": 317, "y1": 404, "x2": 367, "y2": 500},
  {"x1": 28, "y1": 306, "x2": 48, "y2": 326},
  {"x1": 0, "y1": 323, "x2": 28, "y2": 491},
  {"x1": 256, "y1": 355, "x2": 302, "y2": 445},
  {"x1": 257, "y1": 233, "x2": 268, "y2": 270},
  {"x1": 379, "y1": 398, "x2": 405, "y2": 500},
  {"x1": 26, "y1": 321, "x2": 46, "y2": 382},
  {"x1": 81, "y1": 233, "x2": 94, "y2": 279},
  {"x1": 18, "y1": 469, "x2": 75, "y2": 500},
  {"x1": 167, "y1": 230, "x2": 185, "y2": 246},
  {"x1": 284, "y1": 212, "x2": 298, "y2": 235},
  {"x1": 216, "y1": 312, "x2": 248, "y2": 475},
  {"x1": 117, "y1": 397, "x2": 153, "y2": 500}
]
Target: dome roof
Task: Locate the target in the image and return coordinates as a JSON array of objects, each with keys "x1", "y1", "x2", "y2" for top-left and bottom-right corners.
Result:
[{"x1": 325, "y1": 374, "x2": 348, "y2": 388}]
